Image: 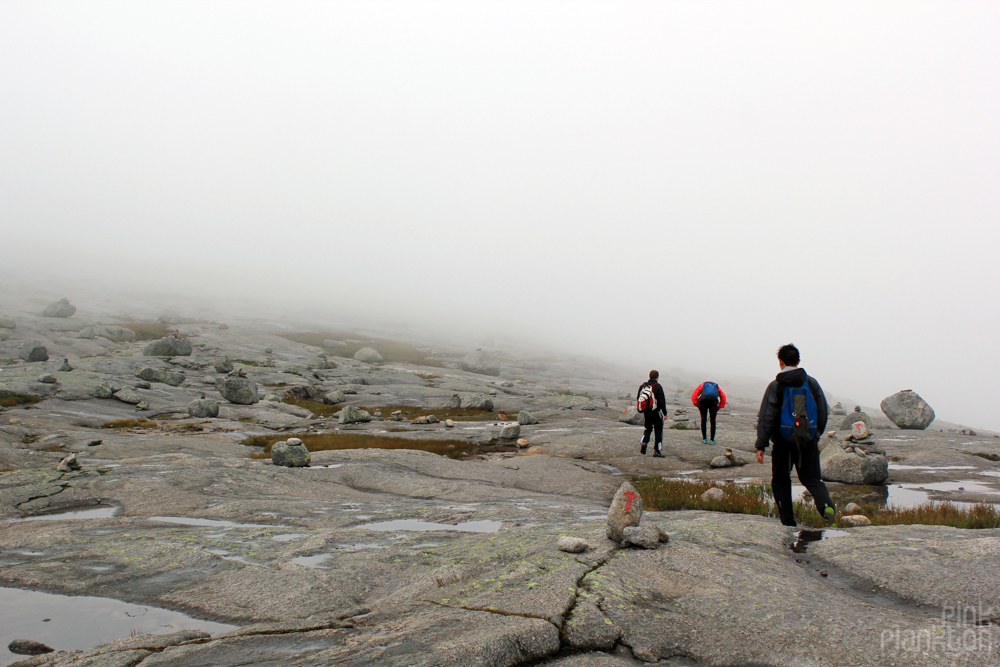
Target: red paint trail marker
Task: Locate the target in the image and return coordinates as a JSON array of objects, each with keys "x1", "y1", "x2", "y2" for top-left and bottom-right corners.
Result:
[{"x1": 624, "y1": 490, "x2": 639, "y2": 513}]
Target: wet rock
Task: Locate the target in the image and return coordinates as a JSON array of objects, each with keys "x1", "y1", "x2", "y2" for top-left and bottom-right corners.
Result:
[
  {"x1": 820, "y1": 438, "x2": 889, "y2": 484},
  {"x1": 839, "y1": 406, "x2": 872, "y2": 431},
  {"x1": 0, "y1": 315, "x2": 15, "y2": 329},
  {"x1": 7, "y1": 639, "x2": 54, "y2": 655},
  {"x1": 217, "y1": 371, "x2": 259, "y2": 405},
  {"x1": 188, "y1": 398, "x2": 220, "y2": 418},
  {"x1": 354, "y1": 347, "x2": 383, "y2": 363},
  {"x1": 880, "y1": 390, "x2": 935, "y2": 430},
  {"x1": 42, "y1": 297, "x2": 76, "y2": 318},
  {"x1": 606, "y1": 481, "x2": 643, "y2": 542},
  {"x1": 622, "y1": 524, "x2": 660, "y2": 549},
  {"x1": 557, "y1": 536, "x2": 588, "y2": 553},
  {"x1": 709, "y1": 455, "x2": 732, "y2": 468},
  {"x1": 143, "y1": 335, "x2": 193, "y2": 357},
  {"x1": 446, "y1": 394, "x2": 462, "y2": 409},
  {"x1": 831, "y1": 401, "x2": 847, "y2": 416},
  {"x1": 58, "y1": 359, "x2": 73, "y2": 372},
  {"x1": 135, "y1": 366, "x2": 185, "y2": 387},
  {"x1": 617, "y1": 407, "x2": 644, "y2": 426},
  {"x1": 112, "y1": 387, "x2": 141, "y2": 405},
  {"x1": 38, "y1": 373, "x2": 57, "y2": 384},
  {"x1": 701, "y1": 487, "x2": 725, "y2": 502},
  {"x1": 213, "y1": 356, "x2": 234, "y2": 373},
  {"x1": 839, "y1": 515, "x2": 872, "y2": 527},
  {"x1": 19, "y1": 341, "x2": 49, "y2": 362},
  {"x1": 459, "y1": 348, "x2": 501, "y2": 376},
  {"x1": 517, "y1": 410, "x2": 539, "y2": 425},
  {"x1": 271, "y1": 438, "x2": 310, "y2": 467},
  {"x1": 57, "y1": 453, "x2": 81, "y2": 472},
  {"x1": 339, "y1": 405, "x2": 372, "y2": 424},
  {"x1": 465, "y1": 394, "x2": 494, "y2": 411}
]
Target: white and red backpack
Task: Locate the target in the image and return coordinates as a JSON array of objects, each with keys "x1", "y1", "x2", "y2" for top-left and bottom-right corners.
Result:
[{"x1": 637, "y1": 382, "x2": 655, "y2": 412}]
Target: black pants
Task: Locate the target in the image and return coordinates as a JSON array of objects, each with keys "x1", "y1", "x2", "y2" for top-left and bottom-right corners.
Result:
[
  {"x1": 698, "y1": 399, "x2": 719, "y2": 441},
  {"x1": 770, "y1": 439, "x2": 835, "y2": 527},
  {"x1": 641, "y1": 411, "x2": 663, "y2": 452}
]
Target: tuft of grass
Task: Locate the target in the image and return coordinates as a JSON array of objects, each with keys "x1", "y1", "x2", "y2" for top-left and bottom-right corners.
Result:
[
  {"x1": 21, "y1": 434, "x2": 38, "y2": 444},
  {"x1": 971, "y1": 452, "x2": 1000, "y2": 462},
  {"x1": 237, "y1": 417, "x2": 260, "y2": 424},
  {"x1": 281, "y1": 332, "x2": 442, "y2": 367},
  {"x1": 632, "y1": 477, "x2": 1000, "y2": 530},
  {"x1": 175, "y1": 423, "x2": 204, "y2": 432},
  {"x1": 415, "y1": 373, "x2": 440, "y2": 380},
  {"x1": 101, "y1": 418, "x2": 157, "y2": 430},
  {"x1": 282, "y1": 396, "x2": 341, "y2": 417},
  {"x1": 0, "y1": 467, "x2": 14, "y2": 473},
  {"x1": 236, "y1": 360, "x2": 263, "y2": 367},
  {"x1": 245, "y1": 432, "x2": 484, "y2": 460},
  {"x1": 263, "y1": 382, "x2": 289, "y2": 387},
  {"x1": 362, "y1": 405, "x2": 516, "y2": 422},
  {"x1": 39, "y1": 444, "x2": 67, "y2": 452},
  {"x1": 0, "y1": 394, "x2": 41, "y2": 408}
]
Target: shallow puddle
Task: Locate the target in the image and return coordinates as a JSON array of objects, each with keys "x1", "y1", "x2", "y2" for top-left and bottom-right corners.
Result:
[
  {"x1": 19, "y1": 505, "x2": 119, "y2": 522},
  {"x1": 290, "y1": 553, "x2": 331, "y2": 567},
  {"x1": 788, "y1": 528, "x2": 849, "y2": 553},
  {"x1": 0, "y1": 586, "x2": 234, "y2": 667},
  {"x1": 888, "y1": 464, "x2": 976, "y2": 471},
  {"x1": 149, "y1": 516, "x2": 281, "y2": 529},
  {"x1": 358, "y1": 519, "x2": 503, "y2": 533}
]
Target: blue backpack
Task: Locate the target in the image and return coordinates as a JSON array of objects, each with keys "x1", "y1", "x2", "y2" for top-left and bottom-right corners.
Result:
[
  {"x1": 778, "y1": 380, "x2": 818, "y2": 444},
  {"x1": 701, "y1": 382, "x2": 719, "y2": 401}
]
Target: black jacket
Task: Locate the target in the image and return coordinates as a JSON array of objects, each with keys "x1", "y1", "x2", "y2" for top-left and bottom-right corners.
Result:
[
  {"x1": 754, "y1": 367, "x2": 827, "y2": 451},
  {"x1": 638, "y1": 380, "x2": 667, "y2": 417}
]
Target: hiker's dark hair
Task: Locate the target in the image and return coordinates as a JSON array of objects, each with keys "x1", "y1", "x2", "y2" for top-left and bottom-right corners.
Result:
[
  {"x1": 777, "y1": 344, "x2": 800, "y2": 367},
  {"x1": 649, "y1": 370, "x2": 659, "y2": 380}
]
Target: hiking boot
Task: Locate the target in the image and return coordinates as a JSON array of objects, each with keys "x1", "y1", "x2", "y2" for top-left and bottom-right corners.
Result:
[
  {"x1": 709, "y1": 440, "x2": 715, "y2": 445},
  {"x1": 701, "y1": 439, "x2": 707, "y2": 444},
  {"x1": 653, "y1": 450, "x2": 664, "y2": 458},
  {"x1": 823, "y1": 506, "x2": 837, "y2": 527},
  {"x1": 640, "y1": 445, "x2": 647, "y2": 455}
]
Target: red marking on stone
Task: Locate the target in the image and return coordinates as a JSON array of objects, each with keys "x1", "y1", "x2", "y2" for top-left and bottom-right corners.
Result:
[{"x1": 624, "y1": 490, "x2": 638, "y2": 513}]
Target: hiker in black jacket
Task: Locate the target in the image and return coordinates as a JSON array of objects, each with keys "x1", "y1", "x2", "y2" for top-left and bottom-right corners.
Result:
[
  {"x1": 754, "y1": 345, "x2": 836, "y2": 527},
  {"x1": 638, "y1": 370, "x2": 667, "y2": 458}
]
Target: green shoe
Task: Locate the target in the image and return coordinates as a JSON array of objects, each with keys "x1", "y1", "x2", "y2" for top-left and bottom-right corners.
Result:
[
  {"x1": 709, "y1": 440, "x2": 715, "y2": 445},
  {"x1": 701, "y1": 439, "x2": 707, "y2": 444},
  {"x1": 824, "y1": 506, "x2": 837, "y2": 527}
]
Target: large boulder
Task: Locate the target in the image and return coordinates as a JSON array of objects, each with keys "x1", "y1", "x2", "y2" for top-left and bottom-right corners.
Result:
[
  {"x1": 517, "y1": 411, "x2": 539, "y2": 425},
  {"x1": 0, "y1": 315, "x2": 16, "y2": 329},
  {"x1": 820, "y1": 437, "x2": 889, "y2": 485},
  {"x1": 339, "y1": 405, "x2": 372, "y2": 424},
  {"x1": 18, "y1": 341, "x2": 49, "y2": 362},
  {"x1": 187, "y1": 398, "x2": 220, "y2": 418},
  {"x1": 880, "y1": 390, "x2": 935, "y2": 430},
  {"x1": 464, "y1": 394, "x2": 494, "y2": 411},
  {"x1": 143, "y1": 336, "x2": 193, "y2": 357},
  {"x1": 42, "y1": 298, "x2": 76, "y2": 318},
  {"x1": 354, "y1": 347, "x2": 383, "y2": 363},
  {"x1": 217, "y1": 371, "x2": 259, "y2": 405},
  {"x1": 618, "y1": 407, "x2": 644, "y2": 426},
  {"x1": 213, "y1": 356, "x2": 234, "y2": 373},
  {"x1": 134, "y1": 366, "x2": 185, "y2": 387},
  {"x1": 489, "y1": 423, "x2": 520, "y2": 442},
  {"x1": 839, "y1": 406, "x2": 872, "y2": 431},
  {"x1": 606, "y1": 481, "x2": 643, "y2": 543},
  {"x1": 271, "y1": 438, "x2": 310, "y2": 467},
  {"x1": 459, "y1": 349, "x2": 500, "y2": 376}
]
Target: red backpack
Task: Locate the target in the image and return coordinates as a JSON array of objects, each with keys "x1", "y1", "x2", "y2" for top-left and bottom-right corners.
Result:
[{"x1": 637, "y1": 382, "x2": 655, "y2": 412}]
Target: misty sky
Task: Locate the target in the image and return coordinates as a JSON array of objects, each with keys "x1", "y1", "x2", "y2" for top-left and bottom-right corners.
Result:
[{"x1": 2, "y1": 1, "x2": 999, "y2": 429}]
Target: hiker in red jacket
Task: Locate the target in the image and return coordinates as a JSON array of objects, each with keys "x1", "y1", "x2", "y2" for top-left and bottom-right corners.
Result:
[{"x1": 691, "y1": 382, "x2": 726, "y2": 445}]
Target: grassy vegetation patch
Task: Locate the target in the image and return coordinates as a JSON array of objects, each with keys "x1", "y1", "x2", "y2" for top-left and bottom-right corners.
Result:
[
  {"x1": 971, "y1": 452, "x2": 1000, "y2": 462},
  {"x1": 39, "y1": 444, "x2": 67, "y2": 452},
  {"x1": 236, "y1": 359, "x2": 263, "y2": 367},
  {"x1": 0, "y1": 467, "x2": 14, "y2": 473},
  {"x1": 362, "y1": 405, "x2": 516, "y2": 422},
  {"x1": 282, "y1": 332, "x2": 442, "y2": 367},
  {"x1": 0, "y1": 394, "x2": 41, "y2": 408},
  {"x1": 244, "y1": 432, "x2": 482, "y2": 459},
  {"x1": 101, "y1": 418, "x2": 157, "y2": 430},
  {"x1": 263, "y1": 382, "x2": 289, "y2": 387},
  {"x1": 282, "y1": 396, "x2": 341, "y2": 417},
  {"x1": 633, "y1": 477, "x2": 1000, "y2": 530},
  {"x1": 174, "y1": 423, "x2": 204, "y2": 432}
]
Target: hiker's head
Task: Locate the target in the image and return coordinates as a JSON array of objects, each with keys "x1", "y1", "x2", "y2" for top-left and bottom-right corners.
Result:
[
  {"x1": 777, "y1": 344, "x2": 800, "y2": 368},
  {"x1": 649, "y1": 370, "x2": 659, "y2": 380}
]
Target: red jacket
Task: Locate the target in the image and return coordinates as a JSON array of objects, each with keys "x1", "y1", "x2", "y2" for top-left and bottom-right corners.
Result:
[{"x1": 692, "y1": 383, "x2": 726, "y2": 409}]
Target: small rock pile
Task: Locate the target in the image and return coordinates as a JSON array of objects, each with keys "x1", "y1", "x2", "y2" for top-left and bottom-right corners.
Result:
[
  {"x1": 606, "y1": 482, "x2": 668, "y2": 550},
  {"x1": 819, "y1": 430, "x2": 889, "y2": 485}
]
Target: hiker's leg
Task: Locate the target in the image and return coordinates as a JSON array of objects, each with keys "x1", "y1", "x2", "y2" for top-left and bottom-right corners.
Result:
[
  {"x1": 641, "y1": 411, "x2": 653, "y2": 445},
  {"x1": 770, "y1": 443, "x2": 796, "y2": 526},
  {"x1": 796, "y1": 441, "x2": 835, "y2": 515},
  {"x1": 698, "y1": 403, "x2": 709, "y2": 440},
  {"x1": 709, "y1": 403, "x2": 718, "y2": 441},
  {"x1": 653, "y1": 413, "x2": 664, "y2": 453}
]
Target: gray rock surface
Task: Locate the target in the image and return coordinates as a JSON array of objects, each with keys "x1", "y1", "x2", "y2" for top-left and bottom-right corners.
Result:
[
  {"x1": 80, "y1": 325, "x2": 135, "y2": 342},
  {"x1": 459, "y1": 349, "x2": 501, "y2": 376},
  {"x1": 617, "y1": 407, "x2": 644, "y2": 426},
  {"x1": 217, "y1": 371, "x2": 259, "y2": 405},
  {"x1": 134, "y1": 366, "x2": 185, "y2": 387},
  {"x1": 19, "y1": 341, "x2": 49, "y2": 362},
  {"x1": 112, "y1": 387, "x2": 141, "y2": 404},
  {"x1": 158, "y1": 311, "x2": 184, "y2": 325},
  {"x1": 188, "y1": 398, "x2": 220, "y2": 418},
  {"x1": 41, "y1": 297, "x2": 76, "y2": 318},
  {"x1": 606, "y1": 481, "x2": 643, "y2": 542},
  {"x1": 464, "y1": 394, "x2": 494, "y2": 411},
  {"x1": 354, "y1": 347, "x2": 383, "y2": 363},
  {"x1": 709, "y1": 455, "x2": 732, "y2": 468},
  {"x1": 0, "y1": 315, "x2": 15, "y2": 329},
  {"x1": 38, "y1": 373, "x2": 57, "y2": 384},
  {"x1": 880, "y1": 389, "x2": 935, "y2": 429},
  {"x1": 143, "y1": 336, "x2": 193, "y2": 357},
  {"x1": 271, "y1": 438, "x2": 311, "y2": 467}
]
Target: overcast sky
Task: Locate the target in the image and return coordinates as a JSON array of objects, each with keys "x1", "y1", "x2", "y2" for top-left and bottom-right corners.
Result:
[{"x1": 2, "y1": 1, "x2": 998, "y2": 429}]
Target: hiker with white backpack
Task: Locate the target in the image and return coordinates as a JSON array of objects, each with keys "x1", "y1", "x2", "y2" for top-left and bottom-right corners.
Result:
[
  {"x1": 691, "y1": 381, "x2": 727, "y2": 445},
  {"x1": 636, "y1": 370, "x2": 668, "y2": 458},
  {"x1": 754, "y1": 344, "x2": 837, "y2": 527}
]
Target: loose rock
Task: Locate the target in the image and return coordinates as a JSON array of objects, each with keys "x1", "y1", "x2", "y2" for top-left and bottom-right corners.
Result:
[
  {"x1": 622, "y1": 525, "x2": 660, "y2": 549},
  {"x1": 516, "y1": 438, "x2": 530, "y2": 448},
  {"x1": 444, "y1": 419, "x2": 455, "y2": 428},
  {"x1": 214, "y1": 356, "x2": 234, "y2": 373},
  {"x1": 843, "y1": 502, "x2": 864, "y2": 514},
  {"x1": 701, "y1": 487, "x2": 726, "y2": 502},
  {"x1": 880, "y1": 390, "x2": 935, "y2": 430},
  {"x1": 8, "y1": 639, "x2": 55, "y2": 656},
  {"x1": 143, "y1": 335, "x2": 193, "y2": 357},
  {"x1": 492, "y1": 422, "x2": 520, "y2": 441},
  {"x1": 517, "y1": 410, "x2": 539, "y2": 425},
  {"x1": 709, "y1": 456, "x2": 732, "y2": 468},
  {"x1": 557, "y1": 536, "x2": 589, "y2": 553},
  {"x1": 339, "y1": 405, "x2": 373, "y2": 424},
  {"x1": 446, "y1": 394, "x2": 462, "y2": 409},
  {"x1": 459, "y1": 348, "x2": 500, "y2": 376},
  {"x1": 41, "y1": 297, "x2": 76, "y2": 318},
  {"x1": 839, "y1": 406, "x2": 873, "y2": 431},
  {"x1": 57, "y1": 453, "x2": 81, "y2": 472},
  {"x1": 38, "y1": 373, "x2": 57, "y2": 384},
  {"x1": 830, "y1": 401, "x2": 847, "y2": 416},
  {"x1": 188, "y1": 398, "x2": 220, "y2": 418},
  {"x1": 217, "y1": 370, "x2": 259, "y2": 405},
  {"x1": 113, "y1": 387, "x2": 141, "y2": 405},
  {"x1": 354, "y1": 347, "x2": 383, "y2": 363},
  {"x1": 59, "y1": 359, "x2": 73, "y2": 372},
  {"x1": 135, "y1": 366, "x2": 185, "y2": 387},
  {"x1": 271, "y1": 438, "x2": 311, "y2": 467},
  {"x1": 606, "y1": 481, "x2": 643, "y2": 542},
  {"x1": 618, "y1": 407, "x2": 644, "y2": 426},
  {"x1": 465, "y1": 394, "x2": 494, "y2": 411},
  {"x1": 820, "y1": 437, "x2": 889, "y2": 484},
  {"x1": 19, "y1": 341, "x2": 49, "y2": 362},
  {"x1": 839, "y1": 515, "x2": 872, "y2": 527}
]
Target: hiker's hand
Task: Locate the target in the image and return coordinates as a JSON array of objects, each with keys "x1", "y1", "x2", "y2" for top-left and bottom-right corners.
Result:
[{"x1": 756, "y1": 450, "x2": 764, "y2": 465}]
